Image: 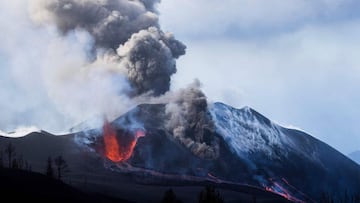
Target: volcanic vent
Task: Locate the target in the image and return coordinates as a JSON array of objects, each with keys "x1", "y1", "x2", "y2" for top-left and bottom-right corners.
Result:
[{"x1": 100, "y1": 119, "x2": 145, "y2": 163}]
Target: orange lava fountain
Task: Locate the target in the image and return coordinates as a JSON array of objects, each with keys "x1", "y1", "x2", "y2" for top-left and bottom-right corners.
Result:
[{"x1": 103, "y1": 120, "x2": 145, "y2": 162}]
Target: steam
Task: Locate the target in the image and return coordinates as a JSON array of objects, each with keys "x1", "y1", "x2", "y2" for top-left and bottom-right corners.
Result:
[{"x1": 0, "y1": 0, "x2": 217, "y2": 159}]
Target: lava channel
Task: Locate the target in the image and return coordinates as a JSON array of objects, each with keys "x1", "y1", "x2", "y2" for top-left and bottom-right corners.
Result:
[{"x1": 103, "y1": 120, "x2": 145, "y2": 162}]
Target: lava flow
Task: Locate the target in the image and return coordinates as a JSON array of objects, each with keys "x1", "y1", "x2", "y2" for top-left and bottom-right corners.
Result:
[
  {"x1": 265, "y1": 178, "x2": 307, "y2": 203},
  {"x1": 103, "y1": 120, "x2": 145, "y2": 162}
]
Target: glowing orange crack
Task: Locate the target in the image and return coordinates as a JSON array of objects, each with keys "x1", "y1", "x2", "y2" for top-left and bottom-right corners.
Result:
[{"x1": 103, "y1": 120, "x2": 145, "y2": 162}]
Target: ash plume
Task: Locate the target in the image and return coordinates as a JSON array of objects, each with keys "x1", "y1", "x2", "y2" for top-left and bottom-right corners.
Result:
[
  {"x1": 117, "y1": 27, "x2": 185, "y2": 96},
  {"x1": 31, "y1": 0, "x2": 159, "y2": 50},
  {"x1": 1, "y1": 0, "x2": 217, "y2": 160},
  {"x1": 165, "y1": 81, "x2": 219, "y2": 160},
  {"x1": 30, "y1": 0, "x2": 186, "y2": 96}
]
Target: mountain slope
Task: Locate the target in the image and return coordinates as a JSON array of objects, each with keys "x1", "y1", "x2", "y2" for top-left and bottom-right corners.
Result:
[
  {"x1": 0, "y1": 132, "x2": 291, "y2": 203},
  {"x1": 78, "y1": 102, "x2": 360, "y2": 201},
  {"x1": 349, "y1": 150, "x2": 360, "y2": 165},
  {"x1": 0, "y1": 102, "x2": 359, "y2": 202},
  {"x1": 210, "y1": 102, "x2": 360, "y2": 201}
]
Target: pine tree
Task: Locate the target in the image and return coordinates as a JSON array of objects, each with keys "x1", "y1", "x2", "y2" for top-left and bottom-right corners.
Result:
[
  {"x1": 12, "y1": 158, "x2": 18, "y2": 169},
  {"x1": 0, "y1": 148, "x2": 4, "y2": 168},
  {"x1": 54, "y1": 155, "x2": 69, "y2": 180},
  {"x1": 24, "y1": 161, "x2": 30, "y2": 171},
  {"x1": 46, "y1": 157, "x2": 54, "y2": 178},
  {"x1": 17, "y1": 155, "x2": 24, "y2": 170},
  {"x1": 5, "y1": 142, "x2": 16, "y2": 168}
]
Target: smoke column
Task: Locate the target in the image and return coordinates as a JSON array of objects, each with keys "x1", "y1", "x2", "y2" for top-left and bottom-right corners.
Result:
[
  {"x1": 30, "y1": 0, "x2": 186, "y2": 96},
  {"x1": 164, "y1": 81, "x2": 219, "y2": 159},
  {"x1": 0, "y1": 0, "x2": 217, "y2": 159}
]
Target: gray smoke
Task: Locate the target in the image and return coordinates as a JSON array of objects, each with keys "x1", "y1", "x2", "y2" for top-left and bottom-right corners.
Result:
[
  {"x1": 165, "y1": 81, "x2": 219, "y2": 160},
  {"x1": 118, "y1": 27, "x2": 185, "y2": 96},
  {"x1": 31, "y1": 0, "x2": 158, "y2": 50},
  {"x1": 30, "y1": 0, "x2": 186, "y2": 96},
  {"x1": 30, "y1": 0, "x2": 216, "y2": 159},
  {"x1": 0, "y1": 0, "x2": 217, "y2": 160},
  {"x1": 139, "y1": 0, "x2": 160, "y2": 12}
]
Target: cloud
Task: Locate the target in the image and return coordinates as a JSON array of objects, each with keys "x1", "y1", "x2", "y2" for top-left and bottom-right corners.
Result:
[{"x1": 159, "y1": 0, "x2": 360, "y2": 39}]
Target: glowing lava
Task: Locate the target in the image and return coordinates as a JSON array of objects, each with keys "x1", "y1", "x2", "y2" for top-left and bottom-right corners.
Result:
[
  {"x1": 103, "y1": 120, "x2": 145, "y2": 162},
  {"x1": 264, "y1": 178, "x2": 308, "y2": 203}
]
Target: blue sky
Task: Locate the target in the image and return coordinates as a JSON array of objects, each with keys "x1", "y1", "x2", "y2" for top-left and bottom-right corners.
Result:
[{"x1": 158, "y1": 0, "x2": 360, "y2": 154}]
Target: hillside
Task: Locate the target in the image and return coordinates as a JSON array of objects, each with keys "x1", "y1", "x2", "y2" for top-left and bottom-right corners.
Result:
[
  {"x1": 0, "y1": 102, "x2": 359, "y2": 202},
  {"x1": 0, "y1": 168, "x2": 131, "y2": 203}
]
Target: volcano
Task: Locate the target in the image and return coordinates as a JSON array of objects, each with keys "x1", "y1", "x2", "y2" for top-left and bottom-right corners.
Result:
[{"x1": 0, "y1": 102, "x2": 359, "y2": 202}]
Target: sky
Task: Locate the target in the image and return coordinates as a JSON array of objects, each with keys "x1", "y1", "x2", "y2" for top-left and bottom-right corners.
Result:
[{"x1": 158, "y1": 0, "x2": 360, "y2": 154}]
